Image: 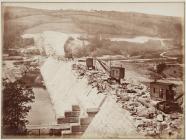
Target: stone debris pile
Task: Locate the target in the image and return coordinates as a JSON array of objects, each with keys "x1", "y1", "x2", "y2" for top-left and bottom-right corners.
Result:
[{"x1": 72, "y1": 61, "x2": 183, "y2": 138}]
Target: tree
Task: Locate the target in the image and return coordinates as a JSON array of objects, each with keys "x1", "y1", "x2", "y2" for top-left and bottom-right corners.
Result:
[
  {"x1": 156, "y1": 62, "x2": 166, "y2": 74},
  {"x1": 64, "y1": 37, "x2": 74, "y2": 59},
  {"x1": 2, "y1": 77, "x2": 35, "y2": 135}
]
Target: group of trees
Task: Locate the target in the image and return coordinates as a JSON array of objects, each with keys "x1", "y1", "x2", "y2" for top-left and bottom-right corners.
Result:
[
  {"x1": 64, "y1": 37, "x2": 74, "y2": 59},
  {"x1": 149, "y1": 62, "x2": 167, "y2": 81},
  {"x1": 2, "y1": 77, "x2": 35, "y2": 135},
  {"x1": 156, "y1": 63, "x2": 166, "y2": 74}
]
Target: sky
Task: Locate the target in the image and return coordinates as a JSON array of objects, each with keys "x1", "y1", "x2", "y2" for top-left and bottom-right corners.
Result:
[{"x1": 3, "y1": 2, "x2": 184, "y2": 17}]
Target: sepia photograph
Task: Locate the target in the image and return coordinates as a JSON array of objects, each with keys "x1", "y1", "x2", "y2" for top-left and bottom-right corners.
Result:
[{"x1": 1, "y1": 1, "x2": 185, "y2": 139}]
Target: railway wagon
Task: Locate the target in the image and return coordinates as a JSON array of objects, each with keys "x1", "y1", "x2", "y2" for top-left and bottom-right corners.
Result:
[{"x1": 86, "y1": 58, "x2": 95, "y2": 70}]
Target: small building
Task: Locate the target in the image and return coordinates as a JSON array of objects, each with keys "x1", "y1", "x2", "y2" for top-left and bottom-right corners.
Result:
[
  {"x1": 86, "y1": 58, "x2": 95, "y2": 70},
  {"x1": 110, "y1": 67, "x2": 125, "y2": 82},
  {"x1": 150, "y1": 82, "x2": 176, "y2": 101}
]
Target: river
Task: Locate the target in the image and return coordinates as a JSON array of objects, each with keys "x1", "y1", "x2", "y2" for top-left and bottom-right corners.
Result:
[{"x1": 109, "y1": 36, "x2": 170, "y2": 46}]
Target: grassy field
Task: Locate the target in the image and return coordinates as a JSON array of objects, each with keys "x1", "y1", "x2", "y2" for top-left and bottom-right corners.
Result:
[{"x1": 3, "y1": 6, "x2": 183, "y2": 59}]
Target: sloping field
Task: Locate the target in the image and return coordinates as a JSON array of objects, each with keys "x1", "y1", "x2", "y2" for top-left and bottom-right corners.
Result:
[
  {"x1": 9, "y1": 15, "x2": 65, "y2": 27},
  {"x1": 3, "y1": 6, "x2": 183, "y2": 50},
  {"x1": 24, "y1": 22, "x2": 84, "y2": 34},
  {"x1": 3, "y1": 6, "x2": 50, "y2": 19}
]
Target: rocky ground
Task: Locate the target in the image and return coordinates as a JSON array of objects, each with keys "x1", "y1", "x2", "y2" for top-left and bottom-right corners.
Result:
[{"x1": 72, "y1": 60, "x2": 184, "y2": 138}]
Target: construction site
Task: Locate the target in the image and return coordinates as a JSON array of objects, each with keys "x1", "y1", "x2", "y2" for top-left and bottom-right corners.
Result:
[
  {"x1": 2, "y1": 29, "x2": 184, "y2": 138},
  {"x1": 2, "y1": 30, "x2": 184, "y2": 139},
  {"x1": 21, "y1": 53, "x2": 182, "y2": 138},
  {"x1": 2, "y1": 4, "x2": 184, "y2": 139}
]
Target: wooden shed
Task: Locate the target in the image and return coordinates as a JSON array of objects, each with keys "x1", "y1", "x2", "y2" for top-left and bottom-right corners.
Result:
[
  {"x1": 110, "y1": 67, "x2": 125, "y2": 82},
  {"x1": 150, "y1": 82, "x2": 176, "y2": 101}
]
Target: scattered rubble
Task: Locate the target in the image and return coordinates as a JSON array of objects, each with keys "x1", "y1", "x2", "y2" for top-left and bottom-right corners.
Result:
[{"x1": 72, "y1": 60, "x2": 183, "y2": 138}]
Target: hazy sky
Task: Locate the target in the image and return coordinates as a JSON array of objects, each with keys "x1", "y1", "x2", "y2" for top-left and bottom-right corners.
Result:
[{"x1": 3, "y1": 2, "x2": 184, "y2": 17}]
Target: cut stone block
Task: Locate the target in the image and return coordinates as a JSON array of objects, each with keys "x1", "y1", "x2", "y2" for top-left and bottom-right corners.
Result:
[
  {"x1": 57, "y1": 117, "x2": 79, "y2": 124},
  {"x1": 71, "y1": 125, "x2": 88, "y2": 133},
  {"x1": 65, "y1": 111, "x2": 80, "y2": 117},
  {"x1": 72, "y1": 105, "x2": 81, "y2": 111},
  {"x1": 52, "y1": 129, "x2": 62, "y2": 136},
  {"x1": 80, "y1": 117, "x2": 92, "y2": 125},
  {"x1": 40, "y1": 128, "x2": 50, "y2": 135},
  {"x1": 87, "y1": 108, "x2": 99, "y2": 117}
]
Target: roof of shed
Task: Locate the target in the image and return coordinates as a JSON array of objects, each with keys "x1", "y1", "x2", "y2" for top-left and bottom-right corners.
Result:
[{"x1": 150, "y1": 81, "x2": 176, "y2": 86}]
